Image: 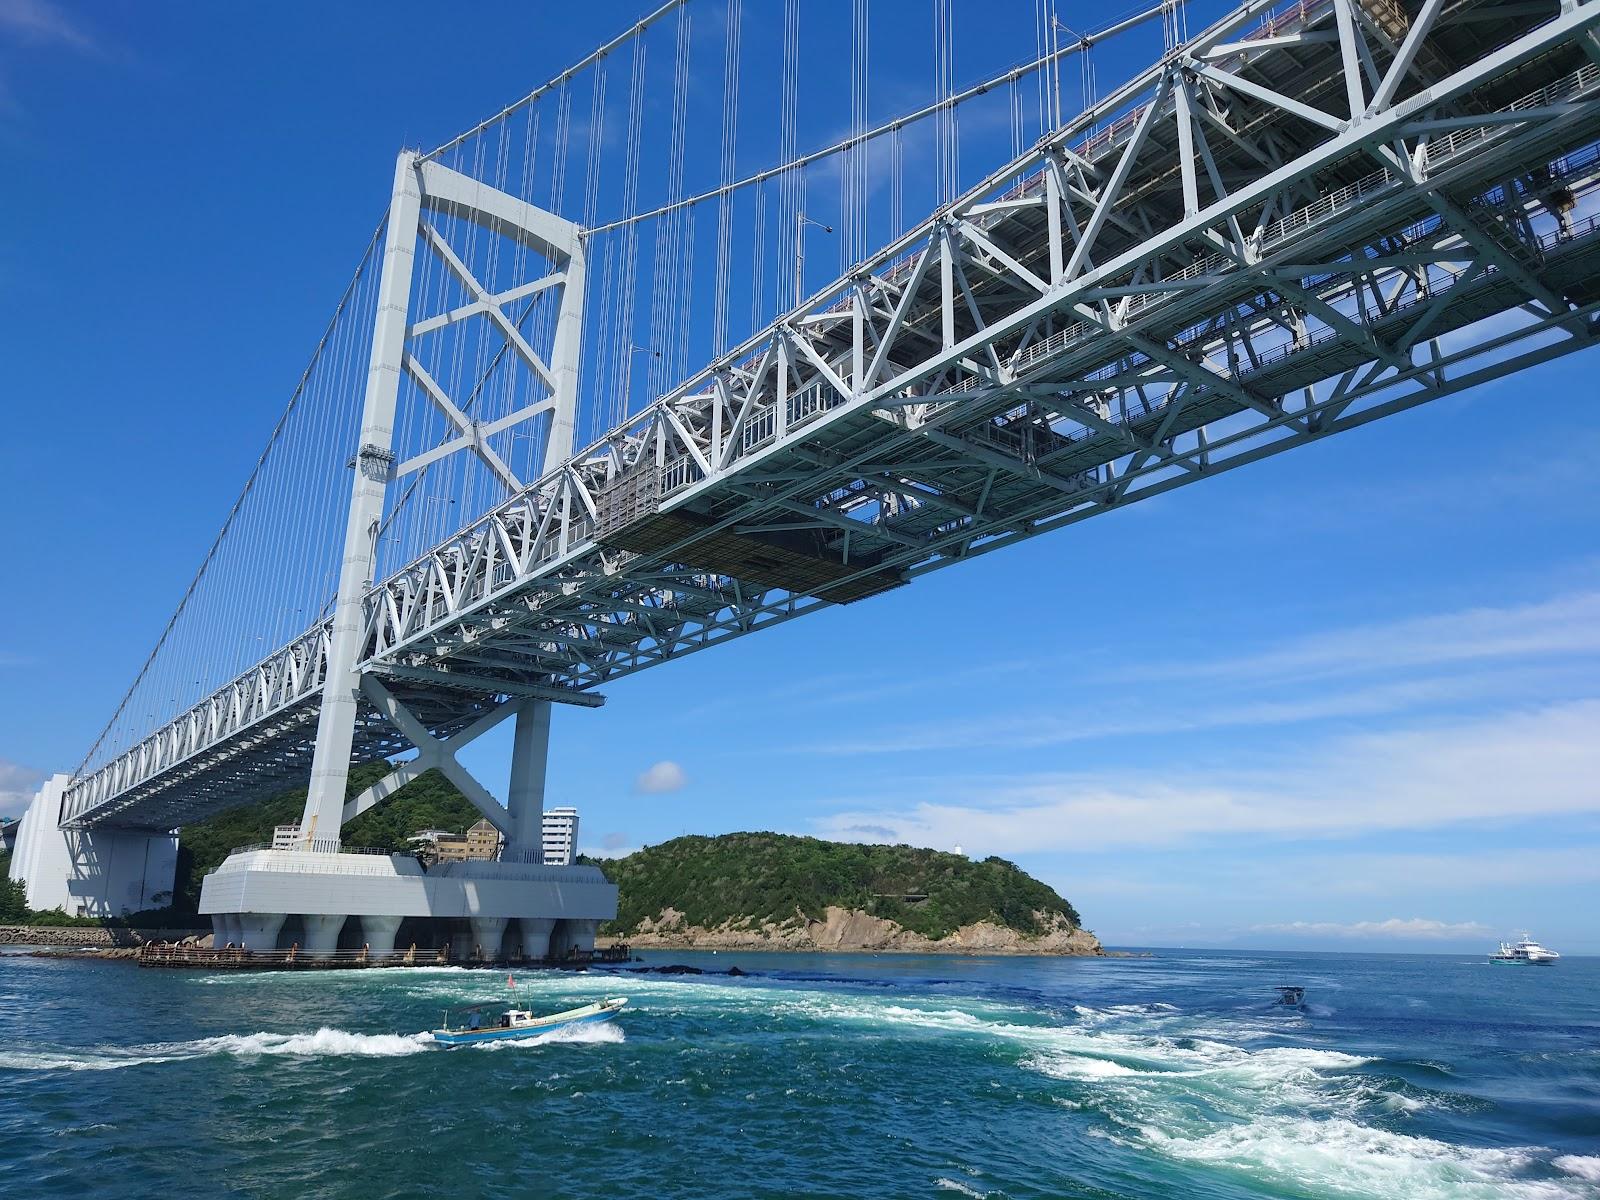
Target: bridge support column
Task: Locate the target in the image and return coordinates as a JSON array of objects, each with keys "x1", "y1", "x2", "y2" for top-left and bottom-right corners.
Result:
[
  {"x1": 360, "y1": 915, "x2": 404, "y2": 958},
  {"x1": 300, "y1": 150, "x2": 424, "y2": 845},
  {"x1": 553, "y1": 918, "x2": 600, "y2": 959},
  {"x1": 469, "y1": 916, "x2": 508, "y2": 961},
  {"x1": 506, "y1": 701, "x2": 551, "y2": 858},
  {"x1": 6, "y1": 775, "x2": 178, "y2": 918},
  {"x1": 236, "y1": 913, "x2": 286, "y2": 952},
  {"x1": 299, "y1": 914, "x2": 347, "y2": 957},
  {"x1": 518, "y1": 917, "x2": 556, "y2": 961}
]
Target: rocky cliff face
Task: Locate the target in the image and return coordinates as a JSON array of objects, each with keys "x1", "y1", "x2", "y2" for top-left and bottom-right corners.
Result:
[{"x1": 613, "y1": 906, "x2": 1104, "y2": 956}]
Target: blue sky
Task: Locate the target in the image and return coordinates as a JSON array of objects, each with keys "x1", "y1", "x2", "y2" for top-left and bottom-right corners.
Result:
[{"x1": 2, "y1": 0, "x2": 1598, "y2": 952}]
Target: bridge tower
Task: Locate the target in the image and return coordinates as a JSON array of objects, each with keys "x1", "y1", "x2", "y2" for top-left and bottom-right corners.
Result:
[
  {"x1": 300, "y1": 150, "x2": 586, "y2": 858},
  {"x1": 195, "y1": 151, "x2": 615, "y2": 957}
]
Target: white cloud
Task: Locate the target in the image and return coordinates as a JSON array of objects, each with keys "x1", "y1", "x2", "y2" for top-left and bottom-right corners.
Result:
[
  {"x1": 808, "y1": 589, "x2": 1600, "y2": 756},
  {"x1": 634, "y1": 760, "x2": 687, "y2": 795},
  {"x1": 1132, "y1": 589, "x2": 1600, "y2": 687},
  {"x1": 0, "y1": 0, "x2": 100, "y2": 54},
  {"x1": 811, "y1": 699, "x2": 1600, "y2": 853},
  {"x1": 582, "y1": 843, "x2": 640, "y2": 860},
  {"x1": 1279, "y1": 847, "x2": 1600, "y2": 895},
  {"x1": 812, "y1": 668, "x2": 1586, "y2": 755},
  {"x1": 0, "y1": 757, "x2": 45, "y2": 819},
  {"x1": 1250, "y1": 917, "x2": 1491, "y2": 940}
]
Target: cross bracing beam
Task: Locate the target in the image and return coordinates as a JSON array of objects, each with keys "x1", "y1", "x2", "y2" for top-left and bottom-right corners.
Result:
[{"x1": 63, "y1": 0, "x2": 1600, "y2": 831}]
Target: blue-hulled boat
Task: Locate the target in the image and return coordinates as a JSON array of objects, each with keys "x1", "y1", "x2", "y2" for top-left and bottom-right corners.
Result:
[{"x1": 432, "y1": 996, "x2": 627, "y2": 1045}]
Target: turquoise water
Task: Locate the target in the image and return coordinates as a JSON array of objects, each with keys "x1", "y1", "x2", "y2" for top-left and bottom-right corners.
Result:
[{"x1": 2, "y1": 947, "x2": 1597, "y2": 1198}]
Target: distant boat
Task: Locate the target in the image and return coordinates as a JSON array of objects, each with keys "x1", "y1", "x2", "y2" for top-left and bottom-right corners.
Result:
[
  {"x1": 432, "y1": 996, "x2": 628, "y2": 1044},
  {"x1": 1489, "y1": 936, "x2": 1560, "y2": 965},
  {"x1": 1275, "y1": 985, "x2": 1306, "y2": 1006}
]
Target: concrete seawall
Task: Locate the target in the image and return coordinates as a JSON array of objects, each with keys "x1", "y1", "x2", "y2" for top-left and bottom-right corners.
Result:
[{"x1": 0, "y1": 925, "x2": 209, "y2": 947}]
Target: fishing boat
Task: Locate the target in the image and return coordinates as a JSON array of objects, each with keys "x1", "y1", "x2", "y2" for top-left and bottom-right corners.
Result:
[
  {"x1": 1275, "y1": 985, "x2": 1306, "y2": 1006},
  {"x1": 1489, "y1": 935, "x2": 1560, "y2": 965},
  {"x1": 432, "y1": 996, "x2": 628, "y2": 1045}
]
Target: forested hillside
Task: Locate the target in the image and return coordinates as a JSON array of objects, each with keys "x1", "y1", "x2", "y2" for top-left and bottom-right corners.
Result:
[{"x1": 593, "y1": 832, "x2": 1083, "y2": 941}]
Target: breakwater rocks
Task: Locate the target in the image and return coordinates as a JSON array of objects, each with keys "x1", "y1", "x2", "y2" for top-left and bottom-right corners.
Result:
[
  {"x1": 613, "y1": 906, "x2": 1105, "y2": 956},
  {"x1": 0, "y1": 925, "x2": 209, "y2": 948}
]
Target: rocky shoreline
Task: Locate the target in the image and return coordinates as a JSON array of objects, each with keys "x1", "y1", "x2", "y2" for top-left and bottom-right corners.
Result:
[
  {"x1": 605, "y1": 906, "x2": 1105, "y2": 956},
  {"x1": 0, "y1": 924, "x2": 209, "y2": 948}
]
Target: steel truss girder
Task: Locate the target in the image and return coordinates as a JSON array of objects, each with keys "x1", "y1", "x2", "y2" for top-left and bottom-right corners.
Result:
[{"x1": 66, "y1": 0, "x2": 1600, "y2": 829}]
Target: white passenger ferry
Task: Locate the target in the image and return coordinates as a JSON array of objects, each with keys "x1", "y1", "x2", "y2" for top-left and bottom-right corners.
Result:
[{"x1": 1489, "y1": 935, "x2": 1560, "y2": 965}]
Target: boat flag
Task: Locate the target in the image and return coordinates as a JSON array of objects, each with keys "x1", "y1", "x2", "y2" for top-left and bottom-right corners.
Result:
[{"x1": 507, "y1": 973, "x2": 515, "y2": 989}]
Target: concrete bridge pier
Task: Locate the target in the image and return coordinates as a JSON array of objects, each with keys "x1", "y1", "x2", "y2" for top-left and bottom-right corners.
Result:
[
  {"x1": 6, "y1": 775, "x2": 178, "y2": 918},
  {"x1": 469, "y1": 916, "x2": 508, "y2": 961},
  {"x1": 236, "y1": 913, "x2": 285, "y2": 952},
  {"x1": 299, "y1": 914, "x2": 347, "y2": 957},
  {"x1": 200, "y1": 852, "x2": 616, "y2": 965},
  {"x1": 555, "y1": 918, "x2": 601, "y2": 958},
  {"x1": 518, "y1": 917, "x2": 556, "y2": 960},
  {"x1": 360, "y1": 915, "x2": 403, "y2": 957}
]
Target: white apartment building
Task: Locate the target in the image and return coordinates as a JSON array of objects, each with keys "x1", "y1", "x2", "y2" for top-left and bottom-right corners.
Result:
[{"x1": 542, "y1": 807, "x2": 579, "y2": 866}]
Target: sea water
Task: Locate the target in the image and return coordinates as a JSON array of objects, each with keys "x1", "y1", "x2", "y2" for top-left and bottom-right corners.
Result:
[{"x1": 1, "y1": 947, "x2": 1595, "y2": 1198}]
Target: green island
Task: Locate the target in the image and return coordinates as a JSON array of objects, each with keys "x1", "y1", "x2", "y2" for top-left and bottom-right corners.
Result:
[
  {"x1": 5, "y1": 778, "x2": 1099, "y2": 954},
  {"x1": 592, "y1": 832, "x2": 1101, "y2": 954}
]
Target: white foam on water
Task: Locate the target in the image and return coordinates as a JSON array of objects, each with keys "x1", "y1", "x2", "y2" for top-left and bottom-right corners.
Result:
[
  {"x1": 889, "y1": 998, "x2": 1521, "y2": 1197},
  {"x1": 185, "y1": 1028, "x2": 435, "y2": 1057},
  {"x1": 1027, "y1": 1054, "x2": 1140, "y2": 1080},
  {"x1": 1146, "y1": 1117, "x2": 1589, "y2": 1200},
  {"x1": 0, "y1": 1028, "x2": 430, "y2": 1070},
  {"x1": 933, "y1": 1177, "x2": 991, "y2": 1197},
  {"x1": 466, "y1": 1021, "x2": 625, "y2": 1051},
  {"x1": 1555, "y1": 1157, "x2": 1600, "y2": 1183},
  {"x1": 1378, "y1": 1091, "x2": 1428, "y2": 1115},
  {"x1": 0, "y1": 1049, "x2": 190, "y2": 1072}
]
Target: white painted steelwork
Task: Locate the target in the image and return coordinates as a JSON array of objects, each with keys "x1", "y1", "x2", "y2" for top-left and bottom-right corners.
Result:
[{"x1": 62, "y1": 0, "x2": 1600, "y2": 833}]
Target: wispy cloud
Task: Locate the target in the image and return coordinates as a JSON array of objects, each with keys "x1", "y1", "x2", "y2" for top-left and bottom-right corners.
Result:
[
  {"x1": 1251, "y1": 917, "x2": 1491, "y2": 940},
  {"x1": 812, "y1": 666, "x2": 1590, "y2": 755},
  {"x1": 808, "y1": 589, "x2": 1600, "y2": 755},
  {"x1": 811, "y1": 698, "x2": 1600, "y2": 853},
  {"x1": 0, "y1": 0, "x2": 112, "y2": 125},
  {"x1": 1127, "y1": 589, "x2": 1600, "y2": 687},
  {"x1": 0, "y1": 757, "x2": 45, "y2": 818},
  {"x1": 1278, "y1": 846, "x2": 1600, "y2": 895},
  {"x1": 634, "y1": 760, "x2": 687, "y2": 794},
  {"x1": 582, "y1": 840, "x2": 641, "y2": 860},
  {"x1": 0, "y1": 0, "x2": 102, "y2": 56}
]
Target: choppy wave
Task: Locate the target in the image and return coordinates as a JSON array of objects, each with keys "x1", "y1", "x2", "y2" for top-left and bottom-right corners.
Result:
[
  {"x1": 0, "y1": 1048, "x2": 192, "y2": 1072},
  {"x1": 0, "y1": 1021, "x2": 636, "y2": 1071},
  {"x1": 191, "y1": 1028, "x2": 435, "y2": 1057},
  {"x1": 466, "y1": 1022, "x2": 625, "y2": 1051},
  {"x1": 759, "y1": 989, "x2": 1591, "y2": 1199},
  {"x1": 933, "y1": 1177, "x2": 994, "y2": 1197},
  {"x1": 1555, "y1": 1157, "x2": 1600, "y2": 1183},
  {"x1": 1146, "y1": 1117, "x2": 1589, "y2": 1199},
  {"x1": 1, "y1": 1028, "x2": 433, "y2": 1070},
  {"x1": 10, "y1": 956, "x2": 1596, "y2": 1200}
]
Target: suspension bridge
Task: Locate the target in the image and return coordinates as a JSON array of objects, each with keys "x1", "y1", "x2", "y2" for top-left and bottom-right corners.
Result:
[{"x1": 10, "y1": 0, "x2": 1600, "y2": 946}]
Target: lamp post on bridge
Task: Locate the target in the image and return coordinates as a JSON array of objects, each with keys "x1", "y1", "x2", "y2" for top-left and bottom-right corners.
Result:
[
  {"x1": 628, "y1": 344, "x2": 661, "y2": 418},
  {"x1": 795, "y1": 213, "x2": 833, "y2": 310}
]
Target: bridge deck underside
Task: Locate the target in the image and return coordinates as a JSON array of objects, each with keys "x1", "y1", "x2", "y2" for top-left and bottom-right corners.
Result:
[{"x1": 68, "y1": 0, "x2": 1600, "y2": 831}]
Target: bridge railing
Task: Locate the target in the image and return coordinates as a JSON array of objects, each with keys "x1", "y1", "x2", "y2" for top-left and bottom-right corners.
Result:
[{"x1": 140, "y1": 943, "x2": 451, "y2": 968}]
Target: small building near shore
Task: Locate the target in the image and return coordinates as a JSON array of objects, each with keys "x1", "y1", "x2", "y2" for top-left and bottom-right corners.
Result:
[{"x1": 410, "y1": 820, "x2": 503, "y2": 863}]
